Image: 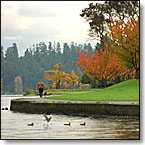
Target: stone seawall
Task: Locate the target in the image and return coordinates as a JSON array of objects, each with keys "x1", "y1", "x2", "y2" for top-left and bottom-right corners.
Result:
[{"x1": 10, "y1": 98, "x2": 139, "y2": 116}]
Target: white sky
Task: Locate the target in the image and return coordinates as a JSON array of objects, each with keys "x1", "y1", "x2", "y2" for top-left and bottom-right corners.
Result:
[{"x1": 1, "y1": 1, "x2": 101, "y2": 56}]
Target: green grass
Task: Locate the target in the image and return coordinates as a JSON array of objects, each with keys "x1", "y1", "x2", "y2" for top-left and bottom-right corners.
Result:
[{"x1": 46, "y1": 79, "x2": 139, "y2": 102}]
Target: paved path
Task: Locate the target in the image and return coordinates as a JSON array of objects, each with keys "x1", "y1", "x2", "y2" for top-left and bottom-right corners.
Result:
[{"x1": 14, "y1": 97, "x2": 139, "y2": 105}]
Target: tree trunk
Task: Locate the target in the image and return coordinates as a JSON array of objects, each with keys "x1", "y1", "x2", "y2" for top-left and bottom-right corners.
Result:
[{"x1": 56, "y1": 80, "x2": 60, "y2": 89}]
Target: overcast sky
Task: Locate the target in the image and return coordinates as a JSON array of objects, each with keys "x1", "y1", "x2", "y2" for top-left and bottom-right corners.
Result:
[{"x1": 1, "y1": 1, "x2": 100, "y2": 56}]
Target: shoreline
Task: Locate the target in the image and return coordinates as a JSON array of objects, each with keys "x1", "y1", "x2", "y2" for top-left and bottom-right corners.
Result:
[{"x1": 10, "y1": 98, "x2": 139, "y2": 116}]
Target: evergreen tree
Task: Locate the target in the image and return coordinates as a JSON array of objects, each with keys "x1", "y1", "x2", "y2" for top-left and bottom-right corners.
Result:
[
  {"x1": 56, "y1": 42, "x2": 61, "y2": 54},
  {"x1": 87, "y1": 43, "x2": 93, "y2": 54},
  {"x1": 1, "y1": 46, "x2": 5, "y2": 77},
  {"x1": 4, "y1": 43, "x2": 19, "y2": 93},
  {"x1": 48, "y1": 42, "x2": 53, "y2": 54},
  {"x1": 62, "y1": 43, "x2": 71, "y2": 72}
]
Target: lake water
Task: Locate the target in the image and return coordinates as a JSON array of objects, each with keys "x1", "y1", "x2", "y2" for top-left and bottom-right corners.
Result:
[{"x1": 1, "y1": 96, "x2": 139, "y2": 139}]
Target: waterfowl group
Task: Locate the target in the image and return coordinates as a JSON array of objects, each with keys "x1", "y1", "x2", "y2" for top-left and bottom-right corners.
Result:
[
  {"x1": 26, "y1": 114, "x2": 86, "y2": 127},
  {"x1": 1, "y1": 107, "x2": 8, "y2": 110},
  {"x1": 63, "y1": 122, "x2": 86, "y2": 126}
]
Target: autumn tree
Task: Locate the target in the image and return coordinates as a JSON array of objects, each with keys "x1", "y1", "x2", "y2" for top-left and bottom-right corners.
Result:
[
  {"x1": 80, "y1": 1, "x2": 139, "y2": 46},
  {"x1": 43, "y1": 64, "x2": 79, "y2": 89},
  {"x1": 109, "y1": 18, "x2": 139, "y2": 79},
  {"x1": 77, "y1": 48, "x2": 126, "y2": 87},
  {"x1": 80, "y1": 1, "x2": 139, "y2": 80}
]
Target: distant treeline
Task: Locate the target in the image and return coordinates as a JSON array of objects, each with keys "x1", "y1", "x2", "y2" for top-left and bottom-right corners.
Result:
[{"x1": 1, "y1": 42, "x2": 100, "y2": 93}]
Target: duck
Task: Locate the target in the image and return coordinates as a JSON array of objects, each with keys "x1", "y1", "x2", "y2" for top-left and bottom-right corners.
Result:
[
  {"x1": 27, "y1": 122, "x2": 34, "y2": 126},
  {"x1": 80, "y1": 122, "x2": 86, "y2": 126},
  {"x1": 5, "y1": 107, "x2": 8, "y2": 110},
  {"x1": 64, "y1": 122, "x2": 71, "y2": 126}
]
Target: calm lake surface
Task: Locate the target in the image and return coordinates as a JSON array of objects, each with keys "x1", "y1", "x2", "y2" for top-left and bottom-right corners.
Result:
[{"x1": 1, "y1": 95, "x2": 139, "y2": 139}]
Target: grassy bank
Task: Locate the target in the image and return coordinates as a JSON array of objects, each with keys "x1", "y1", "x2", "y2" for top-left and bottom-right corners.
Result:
[{"x1": 46, "y1": 79, "x2": 139, "y2": 102}]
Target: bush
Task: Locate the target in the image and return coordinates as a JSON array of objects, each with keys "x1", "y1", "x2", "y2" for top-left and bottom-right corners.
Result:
[
  {"x1": 81, "y1": 74, "x2": 98, "y2": 88},
  {"x1": 23, "y1": 89, "x2": 36, "y2": 96}
]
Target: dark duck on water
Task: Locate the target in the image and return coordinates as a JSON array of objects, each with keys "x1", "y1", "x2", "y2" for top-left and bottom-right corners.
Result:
[
  {"x1": 27, "y1": 123, "x2": 34, "y2": 126},
  {"x1": 80, "y1": 122, "x2": 86, "y2": 126},
  {"x1": 64, "y1": 122, "x2": 71, "y2": 126}
]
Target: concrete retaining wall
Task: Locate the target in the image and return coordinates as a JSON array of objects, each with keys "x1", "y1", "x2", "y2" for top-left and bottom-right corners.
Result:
[{"x1": 10, "y1": 98, "x2": 139, "y2": 116}]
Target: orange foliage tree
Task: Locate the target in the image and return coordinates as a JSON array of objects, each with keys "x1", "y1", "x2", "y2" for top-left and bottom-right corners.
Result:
[
  {"x1": 109, "y1": 18, "x2": 139, "y2": 78},
  {"x1": 77, "y1": 48, "x2": 126, "y2": 86}
]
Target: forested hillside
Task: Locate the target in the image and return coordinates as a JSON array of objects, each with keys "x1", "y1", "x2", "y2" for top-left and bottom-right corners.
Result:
[{"x1": 1, "y1": 42, "x2": 98, "y2": 93}]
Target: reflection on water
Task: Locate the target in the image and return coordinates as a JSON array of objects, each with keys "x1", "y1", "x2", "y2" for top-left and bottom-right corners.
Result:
[{"x1": 1, "y1": 96, "x2": 139, "y2": 139}]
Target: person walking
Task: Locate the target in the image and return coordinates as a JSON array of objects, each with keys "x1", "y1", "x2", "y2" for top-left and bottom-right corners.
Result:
[{"x1": 36, "y1": 81, "x2": 45, "y2": 98}]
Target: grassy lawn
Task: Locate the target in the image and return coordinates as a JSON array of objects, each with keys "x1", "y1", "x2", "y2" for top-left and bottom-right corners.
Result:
[{"x1": 46, "y1": 79, "x2": 139, "y2": 102}]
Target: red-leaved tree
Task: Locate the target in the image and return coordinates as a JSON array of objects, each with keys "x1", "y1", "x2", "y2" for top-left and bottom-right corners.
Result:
[{"x1": 77, "y1": 48, "x2": 126, "y2": 86}]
